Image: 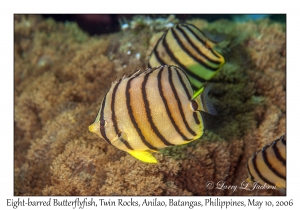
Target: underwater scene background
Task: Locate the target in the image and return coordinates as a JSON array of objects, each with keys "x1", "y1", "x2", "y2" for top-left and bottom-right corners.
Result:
[{"x1": 14, "y1": 14, "x2": 286, "y2": 195}]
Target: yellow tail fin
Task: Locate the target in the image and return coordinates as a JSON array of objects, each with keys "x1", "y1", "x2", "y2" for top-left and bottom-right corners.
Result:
[{"x1": 128, "y1": 150, "x2": 158, "y2": 163}]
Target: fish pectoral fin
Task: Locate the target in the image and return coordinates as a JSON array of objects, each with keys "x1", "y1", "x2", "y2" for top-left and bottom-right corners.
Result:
[
  {"x1": 110, "y1": 131, "x2": 131, "y2": 150},
  {"x1": 128, "y1": 150, "x2": 158, "y2": 164},
  {"x1": 195, "y1": 83, "x2": 218, "y2": 115}
]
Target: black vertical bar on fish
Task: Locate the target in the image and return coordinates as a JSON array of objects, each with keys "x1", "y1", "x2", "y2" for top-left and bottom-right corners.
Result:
[
  {"x1": 141, "y1": 70, "x2": 174, "y2": 146},
  {"x1": 125, "y1": 76, "x2": 158, "y2": 150}
]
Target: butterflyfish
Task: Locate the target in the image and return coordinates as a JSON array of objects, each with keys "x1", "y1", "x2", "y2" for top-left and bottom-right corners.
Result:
[
  {"x1": 247, "y1": 135, "x2": 286, "y2": 189},
  {"x1": 89, "y1": 65, "x2": 217, "y2": 163},
  {"x1": 148, "y1": 23, "x2": 225, "y2": 91}
]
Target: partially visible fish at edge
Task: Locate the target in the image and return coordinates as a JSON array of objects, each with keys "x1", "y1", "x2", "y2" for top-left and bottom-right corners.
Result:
[{"x1": 246, "y1": 135, "x2": 286, "y2": 191}]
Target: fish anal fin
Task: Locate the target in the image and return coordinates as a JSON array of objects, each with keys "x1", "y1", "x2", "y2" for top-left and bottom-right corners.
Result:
[
  {"x1": 179, "y1": 140, "x2": 194, "y2": 145},
  {"x1": 128, "y1": 150, "x2": 158, "y2": 164}
]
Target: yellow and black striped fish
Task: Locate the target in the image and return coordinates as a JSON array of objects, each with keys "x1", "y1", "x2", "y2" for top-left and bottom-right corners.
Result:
[
  {"x1": 247, "y1": 135, "x2": 286, "y2": 189},
  {"x1": 89, "y1": 65, "x2": 216, "y2": 163},
  {"x1": 148, "y1": 23, "x2": 225, "y2": 91}
]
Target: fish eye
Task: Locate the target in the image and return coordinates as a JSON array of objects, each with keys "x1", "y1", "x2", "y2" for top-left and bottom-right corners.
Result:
[{"x1": 191, "y1": 100, "x2": 198, "y2": 111}]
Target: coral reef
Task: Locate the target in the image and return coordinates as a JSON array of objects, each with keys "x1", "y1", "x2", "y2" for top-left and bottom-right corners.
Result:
[{"x1": 14, "y1": 15, "x2": 285, "y2": 196}]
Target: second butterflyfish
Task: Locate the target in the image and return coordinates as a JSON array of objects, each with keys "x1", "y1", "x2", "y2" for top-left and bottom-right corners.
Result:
[{"x1": 148, "y1": 23, "x2": 225, "y2": 91}]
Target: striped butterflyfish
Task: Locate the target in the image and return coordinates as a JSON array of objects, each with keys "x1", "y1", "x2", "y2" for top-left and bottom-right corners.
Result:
[
  {"x1": 148, "y1": 23, "x2": 225, "y2": 91},
  {"x1": 89, "y1": 65, "x2": 216, "y2": 163},
  {"x1": 247, "y1": 135, "x2": 286, "y2": 189}
]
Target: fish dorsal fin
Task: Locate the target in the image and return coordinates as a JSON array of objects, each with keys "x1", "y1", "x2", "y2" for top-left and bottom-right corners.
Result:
[
  {"x1": 202, "y1": 29, "x2": 226, "y2": 46},
  {"x1": 127, "y1": 69, "x2": 141, "y2": 78},
  {"x1": 112, "y1": 69, "x2": 142, "y2": 85},
  {"x1": 143, "y1": 65, "x2": 166, "y2": 75},
  {"x1": 196, "y1": 83, "x2": 217, "y2": 115},
  {"x1": 128, "y1": 150, "x2": 158, "y2": 164}
]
